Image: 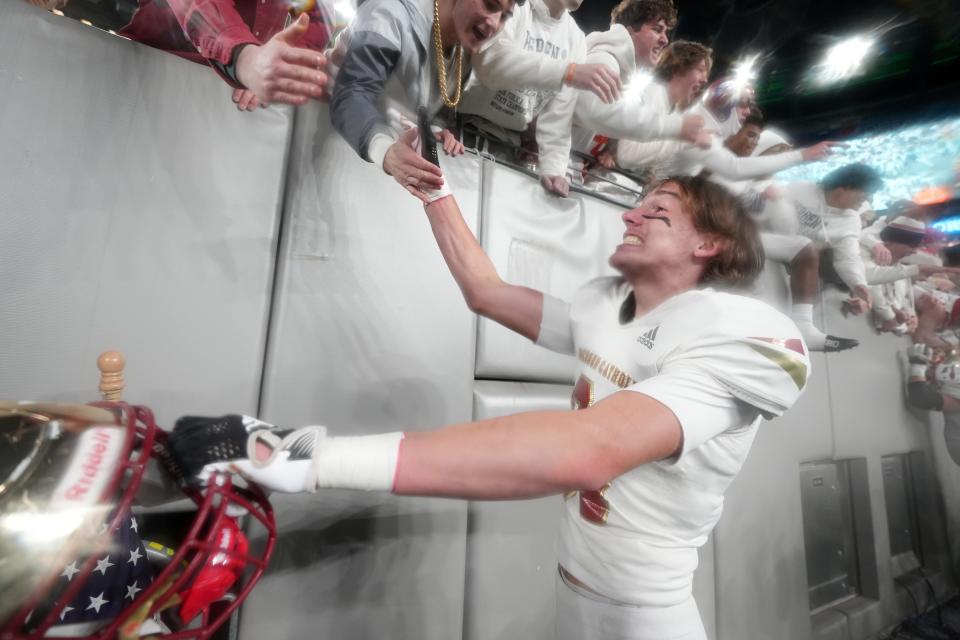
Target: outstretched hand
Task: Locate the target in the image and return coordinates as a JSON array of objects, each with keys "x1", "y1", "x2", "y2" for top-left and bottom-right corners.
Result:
[
  {"x1": 385, "y1": 128, "x2": 445, "y2": 204},
  {"x1": 540, "y1": 175, "x2": 570, "y2": 197},
  {"x1": 235, "y1": 14, "x2": 327, "y2": 106},
  {"x1": 566, "y1": 63, "x2": 622, "y2": 103},
  {"x1": 801, "y1": 141, "x2": 845, "y2": 162}
]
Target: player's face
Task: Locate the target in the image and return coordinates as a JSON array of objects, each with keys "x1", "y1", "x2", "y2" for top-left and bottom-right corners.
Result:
[
  {"x1": 675, "y1": 59, "x2": 710, "y2": 107},
  {"x1": 455, "y1": 0, "x2": 514, "y2": 54},
  {"x1": 610, "y1": 183, "x2": 705, "y2": 277},
  {"x1": 629, "y1": 19, "x2": 669, "y2": 68}
]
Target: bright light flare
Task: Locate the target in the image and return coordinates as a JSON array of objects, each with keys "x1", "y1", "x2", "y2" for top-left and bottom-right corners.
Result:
[
  {"x1": 3, "y1": 509, "x2": 88, "y2": 545},
  {"x1": 729, "y1": 54, "x2": 760, "y2": 95},
  {"x1": 811, "y1": 35, "x2": 874, "y2": 86},
  {"x1": 621, "y1": 69, "x2": 654, "y2": 105},
  {"x1": 333, "y1": 0, "x2": 355, "y2": 22}
]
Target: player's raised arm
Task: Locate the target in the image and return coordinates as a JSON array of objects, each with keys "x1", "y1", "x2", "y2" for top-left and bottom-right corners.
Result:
[{"x1": 423, "y1": 194, "x2": 545, "y2": 343}]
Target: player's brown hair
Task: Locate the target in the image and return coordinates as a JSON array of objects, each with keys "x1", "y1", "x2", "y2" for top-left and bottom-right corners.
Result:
[
  {"x1": 653, "y1": 176, "x2": 764, "y2": 289},
  {"x1": 610, "y1": 0, "x2": 678, "y2": 30},
  {"x1": 655, "y1": 40, "x2": 713, "y2": 82}
]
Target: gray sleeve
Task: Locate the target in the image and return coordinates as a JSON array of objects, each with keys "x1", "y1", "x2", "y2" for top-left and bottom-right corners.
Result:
[{"x1": 330, "y1": 31, "x2": 401, "y2": 162}]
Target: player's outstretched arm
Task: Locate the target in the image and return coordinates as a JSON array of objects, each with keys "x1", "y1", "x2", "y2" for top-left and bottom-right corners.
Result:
[
  {"x1": 424, "y1": 195, "x2": 545, "y2": 342},
  {"x1": 394, "y1": 391, "x2": 682, "y2": 498},
  {"x1": 169, "y1": 393, "x2": 682, "y2": 499}
]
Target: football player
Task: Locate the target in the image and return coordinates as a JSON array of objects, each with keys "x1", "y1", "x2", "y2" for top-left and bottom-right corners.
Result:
[{"x1": 168, "y1": 162, "x2": 812, "y2": 638}]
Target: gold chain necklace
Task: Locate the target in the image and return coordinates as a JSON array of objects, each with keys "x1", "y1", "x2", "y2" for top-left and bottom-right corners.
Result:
[{"x1": 432, "y1": 0, "x2": 463, "y2": 108}]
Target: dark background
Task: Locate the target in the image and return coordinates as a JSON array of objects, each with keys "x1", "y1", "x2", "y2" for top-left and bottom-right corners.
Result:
[{"x1": 572, "y1": 0, "x2": 960, "y2": 141}]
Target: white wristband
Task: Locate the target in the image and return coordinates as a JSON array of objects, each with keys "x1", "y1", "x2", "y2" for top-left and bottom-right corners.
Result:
[
  {"x1": 422, "y1": 181, "x2": 452, "y2": 204},
  {"x1": 910, "y1": 363, "x2": 928, "y2": 380},
  {"x1": 313, "y1": 432, "x2": 405, "y2": 491}
]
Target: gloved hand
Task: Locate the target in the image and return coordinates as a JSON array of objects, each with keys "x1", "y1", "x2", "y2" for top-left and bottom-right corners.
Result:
[{"x1": 166, "y1": 414, "x2": 325, "y2": 494}]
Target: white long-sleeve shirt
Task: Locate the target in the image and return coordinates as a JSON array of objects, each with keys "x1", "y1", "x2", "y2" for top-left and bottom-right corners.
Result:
[
  {"x1": 462, "y1": 0, "x2": 583, "y2": 177},
  {"x1": 786, "y1": 181, "x2": 868, "y2": 290},
  {"x1": 571, "y1": 25, "x2": 683, "y2": 156},
  {"x1": 862, "y1": 247, "x2": 919, "y2": 322},
  {"x1": 617, "y1": 112, "x2": 805, "y2": 184}
]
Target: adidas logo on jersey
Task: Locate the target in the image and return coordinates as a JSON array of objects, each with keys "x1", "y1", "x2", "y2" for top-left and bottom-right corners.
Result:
[{"x1": 637, "y1": 325, "x2": 659, "y2": 349}]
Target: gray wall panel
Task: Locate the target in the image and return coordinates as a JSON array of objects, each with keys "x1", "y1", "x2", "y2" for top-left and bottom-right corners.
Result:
[
  {"x1": 0, "y1": 3, "x2": 290, "y2": 424},
  {"x1": 475, "y1": 163, "x2": 624, "y2": 383},
  {"x1": 466, "y1": 381, "x2": 569, "y2": 640},
  {"x1": 248, "y1": 112, "x2": 483, "y2": 640}
]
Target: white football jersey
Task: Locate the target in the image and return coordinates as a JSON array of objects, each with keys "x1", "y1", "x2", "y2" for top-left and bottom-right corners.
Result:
[{"x1": 539, "y1": 277, "x2": 810, "y2": 606}]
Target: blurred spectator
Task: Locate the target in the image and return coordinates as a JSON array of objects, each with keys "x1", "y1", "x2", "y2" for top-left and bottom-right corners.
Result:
[
  {"x1": 861, "y1": 199, "x2": 939, "y2": 265},
  {"x1": 863, "y1": 217, "x2": 937, "y2": 333},
  {"x1": 120, "y1": 0, "x2": 332, "y2": 110},
  {"x1": 785, "y1": 163, "x2": 884, "y2": 316},
  {"x1": 330, "y1": 0, "x2": 520, "y2": 201},
  {"x1": 617, "y1": 56, "x2": 835, "y2": 188},
  {"x1": 697, "y1": 78, "x2": 757, "y2": 139},
  {"x1": 710, "y1": 116, "x2": 857, "y2": 351},
  {"x1": 569, "y1": 0, "x2": 705, "y2": 176},
  {"x1": 903, "y1": 344, "x2": 960, "y2": 465},
  {"x1": 460, "y1": 0, "x2": 619, "y2": 197}
]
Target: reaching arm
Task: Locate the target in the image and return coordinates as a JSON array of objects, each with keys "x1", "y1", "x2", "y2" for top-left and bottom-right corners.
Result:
[
  {"x1": 687, "y1": 141, "x2": 804, "y2": 181},
  {"x1": 831, "y1": 234, "x2": 870, "y2": 291},
  {"x1": 574, "y1": 53, "x2": 683, "y2": 141},
  {"x1": 393, "y1": 391, "x2": 682, "y2": 499},
  {"x1": 424, "y1": 196, "x2": 545, "y2": 341},
  {"x1": 536, "y1": 85, "x2": 578, "y2": 180},
  {"x1": 330, "y1": 17, "x2": 401, "y2": 163}
]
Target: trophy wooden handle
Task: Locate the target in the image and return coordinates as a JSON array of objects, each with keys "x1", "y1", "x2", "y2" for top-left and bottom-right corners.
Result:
[{"x1": 97, "y1": 351, "x2": 126, "y2": 401}]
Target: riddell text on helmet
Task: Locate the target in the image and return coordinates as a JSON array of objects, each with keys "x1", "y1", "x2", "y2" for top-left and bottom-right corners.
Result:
[{"x1": 53, "y1": 426, "x2": 126, "y2": 506}]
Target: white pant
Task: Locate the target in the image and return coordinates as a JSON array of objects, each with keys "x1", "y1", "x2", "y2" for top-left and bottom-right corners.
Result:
[
  {"x1": 555, "y1": 570, "x2": 708, "y2": 640},
  {"x1": 760, "y1": 232, "x2": 811, "y2": 264}
]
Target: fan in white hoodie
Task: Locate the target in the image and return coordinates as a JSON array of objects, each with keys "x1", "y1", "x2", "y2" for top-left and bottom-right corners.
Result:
[
  {"x1": 462, "y1": 0, "x2": 621, "y2": 197},
  {"x1": 570, "y1": 7, "x2": 706, "y2": 169}
]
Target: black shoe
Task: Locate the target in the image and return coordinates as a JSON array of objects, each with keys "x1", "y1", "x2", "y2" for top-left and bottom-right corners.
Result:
[{"x1": 823, "y1": 335, "x2": 859, "y2": 352}]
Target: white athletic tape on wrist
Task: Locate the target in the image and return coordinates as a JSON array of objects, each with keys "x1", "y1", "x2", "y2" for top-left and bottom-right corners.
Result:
[
  {"x1": 423, "y1": 182, "x2": 452, "y2": 203},
  {"x1": 313, "y1": 432, "x2": 405, "y2": 491},
  {"x1": 910, "y1": 363, "x2": 928, "y2": 380}
]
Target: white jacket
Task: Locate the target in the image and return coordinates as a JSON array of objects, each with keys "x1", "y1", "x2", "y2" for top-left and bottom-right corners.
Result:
[
  {"x1": 571, "y1": 25, "x2": 683, "y2": 155},
  {"x1": 463, "y1": 0, "x2": 583, "y2": 177}
]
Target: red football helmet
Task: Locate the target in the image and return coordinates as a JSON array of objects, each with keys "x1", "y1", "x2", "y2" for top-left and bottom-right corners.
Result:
[{"x1": 0, "y1": 401, "x2": 276, "y2": 639}]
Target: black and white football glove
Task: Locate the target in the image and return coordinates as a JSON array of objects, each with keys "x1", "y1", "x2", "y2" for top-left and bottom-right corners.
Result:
[{"x1": 166, "y1": 415, "x2": 325, "y2": 494}]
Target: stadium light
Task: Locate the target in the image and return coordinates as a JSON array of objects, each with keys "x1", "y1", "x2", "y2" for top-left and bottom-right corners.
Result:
[{"x1": 811, "y1": 34, "x2": 874, "y2": 86}]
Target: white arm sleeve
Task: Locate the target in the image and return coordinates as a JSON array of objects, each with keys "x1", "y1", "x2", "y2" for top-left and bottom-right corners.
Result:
[
  {"x1": 535, "y1": 35, "x2": 584, "y2": 178},
  {"x1": 686, "y1": 142, "x2": 804, "y2": 181},
  {"x1": 615, "y1": 138, "x2": 679, "y2": 171},
  {"x1": 535, "y1": 293, "x2": 575, "y2": 354},
  {"x1": 865, "y1": 263, "x2": 920, "y2": 285},
  {"x1": 536, "y1": 86, "x2": 578, "y2": 177},
  {"x1": 859, "y1": 218, "x2": 886, "y2": 250},
  {"x1": 870, "y1": 284, "x2": 896, "y2": 321},
  {"x1": 574, "y1": 52, "x2": 683, "y2": 141},
  {"x1": 831, "y1": 234, "x2": 869, "y2": 290}
]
